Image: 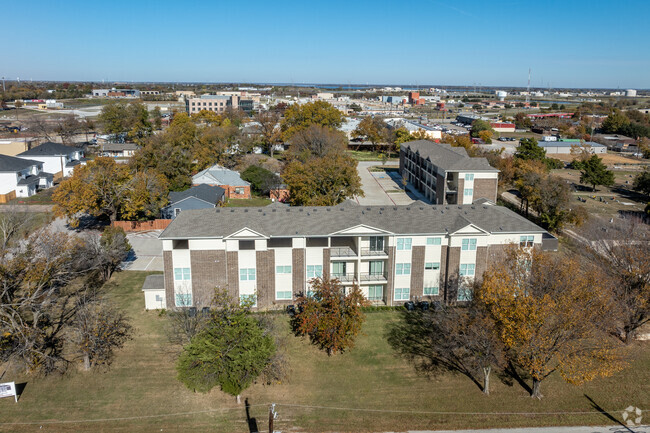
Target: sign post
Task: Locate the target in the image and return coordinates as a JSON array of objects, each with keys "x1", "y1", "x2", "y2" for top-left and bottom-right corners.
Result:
[{"x1": 0, "y1": 382, "x2": 18, "y2": 403}]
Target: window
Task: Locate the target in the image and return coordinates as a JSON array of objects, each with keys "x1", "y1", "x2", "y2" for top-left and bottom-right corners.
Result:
[
  {"x1": 462, "y1": 238, "x2": 477, "y2": 251},
  {"x1": 424, "y1": 286, "x2": 439, "y2": 296},
  {"x1": 240, "y1": 268, "x2": 256, "y2": 281},
  {"x1": 425, "y1": 262, "x2": 440, "y2": 270},
  {"x1": 369, "y1": 261, "x2": 383, "y2": 275},
  {"x1": 276, "y1": 265, "x2": 292, "y2": 274},
  {"x1": 174, "y1": 268, "x2": 191, "y2": 281},
  {"x1": 465, "y1": 173, "x2": 474, "y2": 181},
  {"x1": 332, "y1": 262, "x2": 346, "y2": 276},
  {"x1": 396, "y1": 263, "x2": 411, "y2": 275},
  {"x1": 368, "y1": 285, "x2": 383, "y2": 301},
  {"x1": 397, "y1": 238, "x2": 412, "y2": 250},
  {"x1": 235, "y1": 187, "x2": 245, "y2": 195},
  {"x1": 240, "y1": 294, "x2": 257, "y2": 307},
  {"x1": 464, "y1": 188, "x2": 474, "y2": 197},
  {"x1": 173, "y1": 239, "x2": 188, "y2": 249},
  {"x1": 174, "y1": 208, "x2": 181, "y2": 217},
  {"x1": 520, "y1": 235, "x2": 535, "y2": 248},
  {"x1": 268, "y1": 237, "x2": 292, "y2": 248},
  {"x1": 276, "y1": 290, "x2": 292, "y2": 300},
  {"x1": 239, "y1": 240, "x2": 255, "y2": 250},
  {"x1": 426, "y1": 237, "x2": 441, "y2": 245},
  {"x1": 459, "y1": 264, "x2": 475, "y2": 277},
  {"x1": 175, "y1": 293, "x2": 192, "y2": 307},
  {"x1": 457, "y1": 287, "x2": 473, "y2": 301},
  {"x1": 369, "y1": 236, "x2": 384, "y2": 252},
  {"x1": 394, "y1": 287, "x2": 410, "y2": 301},
  {"x1": 306, "y1": 265, "x2": 323, "y2": 278}
]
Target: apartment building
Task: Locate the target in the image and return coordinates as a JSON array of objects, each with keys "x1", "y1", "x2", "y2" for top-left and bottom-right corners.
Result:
[
  {"x1": 400, "y1": 140, "x2": 498, "y2": 205},
  {"x1": 186, "y1": 92, "x2": 260, "y2": 115},
  {"x1": 159, "y1": 201, "x2": 555, "y2": 311}
]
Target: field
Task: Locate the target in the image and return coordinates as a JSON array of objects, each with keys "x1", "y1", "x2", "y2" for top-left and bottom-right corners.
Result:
[
  {"x1": 548, "y1": 152, "x2": 649, "y2": 167},
  {"x1": 0, "y1": 271, "x2": 648, "y2": 432}
]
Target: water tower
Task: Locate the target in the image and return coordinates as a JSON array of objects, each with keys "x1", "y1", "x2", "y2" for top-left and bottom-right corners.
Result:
[
  {"x1": 625, "y1": 89, "x2": 637, "y2": 98},
  {"x1": 495, "y1": 90, "x2": 508, "y2": 101}
]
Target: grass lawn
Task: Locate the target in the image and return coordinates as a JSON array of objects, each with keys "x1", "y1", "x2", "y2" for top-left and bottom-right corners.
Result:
[
  {"x1": 7, "y1": 188, "x2": 55, "y2": 205},
  {"x1": 0, "y1": 271, "x2": 648, "y2": 432},
  {"x1": 347, "y1": 150, "x2": 398, "y2": 161},
  {"x1": 224, "y1": 197, "x2": 272, "y2": 207}
]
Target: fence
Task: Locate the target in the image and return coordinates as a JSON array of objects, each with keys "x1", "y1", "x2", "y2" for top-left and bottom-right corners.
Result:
[{"x1": 111, "y1": 219, "x2": 171, "y2": 232}]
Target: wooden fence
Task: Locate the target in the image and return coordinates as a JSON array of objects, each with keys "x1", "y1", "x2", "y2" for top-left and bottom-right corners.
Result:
[{"x1": 111, "y1": 219, "x2": 171, "y2": 232}]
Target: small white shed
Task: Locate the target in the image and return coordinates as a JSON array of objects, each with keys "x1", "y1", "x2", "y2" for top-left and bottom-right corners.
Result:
[{"x1": 142, "y1": 274, "x2": 166, "y2": 310}]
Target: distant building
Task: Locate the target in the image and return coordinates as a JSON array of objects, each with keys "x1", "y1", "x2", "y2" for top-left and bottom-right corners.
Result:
[
  {"x1": 92, "y1": 88, "x2": 141, "y2": 98},
  {"x1": 186, "y1": 93, "x2": 260, "y2": 115},
  {"x1": 0, "y1": 138, "x2": 38, "y2": 156},
  {"x1": 456, "y1": 113, "x2": 484, "y2": 125},
  {"x1": 100, "y1": 142, "x2": 140, "y2": 158},
  {"x1": 539, "y1": 141, "x2": 607, "y2": 155},
  {"x1": 490, "y1": 122, "x2": 515, "y2": 133},
  {"x1": 0, "y1": 154, "x2": 53, "y2": 203},
  {"x1": 315, "y1": 92, "x2": 335, "y2": 99},
  {"x1": 400, "y1": 140, "x2": 498, "y2": 205},
  {"x1": 140, "y1": 90, "x2": 161, "y2": 96},
  {"x1": 192, "y1": 164, "x2": 251, "y2": 199}
]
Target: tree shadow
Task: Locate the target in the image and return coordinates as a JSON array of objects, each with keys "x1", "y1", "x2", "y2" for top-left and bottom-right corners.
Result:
[
  {"x1": 501, "y1": 362, "x2": 532, "y2": 395},
  {"x1": 245, "y1": 398, "x2": 259, "y2": 433},
  {"x1": 583, "y1": 394, "x2": 635, "y2": 432}
]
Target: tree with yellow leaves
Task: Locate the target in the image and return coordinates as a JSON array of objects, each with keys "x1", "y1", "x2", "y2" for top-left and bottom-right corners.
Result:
[{"x1": 477, "y1": 247, "x2": 625, "y2": 399}]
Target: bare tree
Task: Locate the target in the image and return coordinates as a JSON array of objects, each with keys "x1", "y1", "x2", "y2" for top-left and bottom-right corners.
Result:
[
  {"x1": 254, "y1": 110, "x2": 281, "y2": 157},
  {"x1": 0, "y1": 207, "x2": 35, "y2": 250},
  {"x1": 288, "y1": 124, "x2": 347, "y2": 159}
]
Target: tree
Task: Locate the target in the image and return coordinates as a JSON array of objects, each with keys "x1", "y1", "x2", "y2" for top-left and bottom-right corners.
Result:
[
  {"x1": 53, "y1": 157, "x2": 169, "y2": 226},
  {"x1": 254, "y1": 110, "x2": 281, "y2": 157},
  {"x1": 280, "y1": 101, "x2": 344, "y2": 140},
  {"x1": 71, "y1": 297, "x2": 133, "y2": 370},
  {"x1": 84, "y1": 226, "x2": 132, "y2": 282},
  {"x1": 241, "y1": 165, "x2": 281, "y2": 195},
  {"x1": 579, "y1": 155, "x2": 615, "y2": 191},
  {"x1": 291, "y1": 277, "x2": 369, "y2": 355},
  {"x1": 530, "y1": 175, "x2": 586, "y2": 232},
  {"x1": 288, "y1": 124, "x2": 347, "y2": 159},
  {"x1": 151, "y1": 106, "x2": 163, "y2": 130},
  {"x1": 514, "y1": 112, "x2": 532, "y2": 129},
  {"x1": 470, "y1": 119, "x2": 493, "y2": 138},
  {"x1": 352, "y1": 116, "x2": 387, "y2": 151},
  {"x1": 602, "y1": 110, "x2": 631, "y2": 134},
  {"x1": 283, "y1": 153, "x2": 363, "y2": 206},
  {"x1": 633, "y1": 168, "x2": 650, "y2": 196},
  {"x1": 13, "y1": 100, "x2": 23, "y2": 108},
  {"x1": 477, "y1": 247, "x2": 624, "y2": 399},
  {"x1": 54, "y1": 114, "x2": 82, "y2": 144},
  {"x1": 176, "y1": 289, "x2": 275, "y2": 403},
  {"x1": 387, "y1": 303, "x2": 503, "y2": 395},
  {"x1": 515, "y1": 138, "x2": 546, "y2": 161},
  {"x1": 478, "y1": 129, "x2": 493, "y2": 144},
  {"x1": 98, "y1": 100, "x2": 152, "y2": 142}
]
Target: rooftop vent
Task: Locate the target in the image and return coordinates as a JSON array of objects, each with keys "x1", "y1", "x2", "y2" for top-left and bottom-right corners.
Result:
[
  {"x1": 244, "y1": 209, "x2": 248, "y2": 213},
  {"x1": 258, "y1": 209, "x2": 262, "y2": 212},
  {"x1": 216, "y1": 209, "x2": 220, "y2": 213}
]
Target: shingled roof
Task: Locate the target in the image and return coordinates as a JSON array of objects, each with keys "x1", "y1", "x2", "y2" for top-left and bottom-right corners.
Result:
[
  {"x1": 160, "y1": 202, "x2": 545, "y2": 239},
  {"x1": 401, "y1": 140, "x2": 497, "y2": 172},
  {"x1": 0, "y1": 154, "x2": 42, "y2": 172},
  {"x1": 18, "y1": 142, "x2": 78, "y2": 157},
  {"x1": 168, "y1": 184, "x2": 225, "y2": 205}
]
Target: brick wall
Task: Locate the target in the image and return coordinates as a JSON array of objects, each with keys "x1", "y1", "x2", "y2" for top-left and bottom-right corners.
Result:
[
  {"x1": 445, "y1": 246, "x2": 461, "y2": 303},
  {"x1": 292, "y1": 248, "x2": 305, "y2": 295},
  {"x1": 386, "y1": 246, "x2": 396, "y2": 305},
  {"x1": 438, "y1": 245, "x2": 448, "y2": 300},
  {"x1": 256, "y1": 250, "x2": 276, "y2": 309},
  {"x1": 473, "y1": 178, "x2": 498, "y2": 202},
  {"x1": 474, "y1": 246, "x2": 489, "y2": 282},
  {"x1": 163, "y1": 251, "x2": 175, "y2": 308},
  {"x1": 190, "y1": 250, "x2": 227, "y2": 305},
  {"x1": 226, "y1": 251, "x2": 239, "y2": 299},
  {"x1": 323, "y1": 248, "x2": 331, "y2": 280},
  {"x1": 410, "y1": 246, "x2": 425, "y2": 298}
]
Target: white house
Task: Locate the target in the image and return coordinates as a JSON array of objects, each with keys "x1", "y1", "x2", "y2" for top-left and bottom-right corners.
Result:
[
  {"x1": 0, "y1": 154, "x2": 53, "y2": 203},
  {"x1": 17, "y1": 142, "x2": 85, "y2": 178}
]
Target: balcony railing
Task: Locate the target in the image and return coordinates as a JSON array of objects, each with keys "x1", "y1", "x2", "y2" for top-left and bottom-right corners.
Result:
[
  {"x1": 360, "y1": 248, "x2": 388, "y2": 257},
  {"x1": 330, "y1": 247, "x2": 357, "y2": 257},
  {"x1": 359, "y1": 272, "x2": 387, "y2": 282},
  {"x1": 331, "y1": 273, "x2": 356, "y2": 282},
  {"x1": 446, "y1": 181, "x2": 458, "y2": 192}
]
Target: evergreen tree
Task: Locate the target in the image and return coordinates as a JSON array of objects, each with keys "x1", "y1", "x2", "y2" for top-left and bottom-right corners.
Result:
[{"x1": 579, "y1": 155, "x2": 615, "y2": 191}]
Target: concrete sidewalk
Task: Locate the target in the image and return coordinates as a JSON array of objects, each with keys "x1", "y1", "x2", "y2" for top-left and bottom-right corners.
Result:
[{"x1": 408, "y1": 425, "x2": 647, "y2": 433}]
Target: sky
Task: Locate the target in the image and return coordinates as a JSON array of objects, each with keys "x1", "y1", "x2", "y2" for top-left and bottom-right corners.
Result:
[{"x1": 5, "y1": 0, "x2": 650, "y2": 89}]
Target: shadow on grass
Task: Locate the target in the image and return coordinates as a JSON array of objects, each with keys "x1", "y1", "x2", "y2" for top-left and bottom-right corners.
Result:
[
  {"x1": 245, "y1": 398, "x2": 259, "y2": 433},
  {"x1": 584, "y1": 394, "x2": 635, "y2": 433}
]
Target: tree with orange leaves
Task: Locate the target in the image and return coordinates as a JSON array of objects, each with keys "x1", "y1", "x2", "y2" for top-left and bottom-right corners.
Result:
[
  {"x1": 291, "y1": 277, "x2": 369, "y2": 355},
  {"x1": 477, "y1": 247, "x2": 625, "y2": 399}
]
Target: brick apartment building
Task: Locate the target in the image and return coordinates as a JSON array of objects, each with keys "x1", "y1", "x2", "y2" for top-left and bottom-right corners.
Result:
[
  {"x1": 400, "y1": 140, "x2": 498, "y2": 205},
  {"x1": 186, "y1": 92, "x2": 260, "y2": 115},
  {"x1": 159, "y1": 201, "x2": 555, "y2": 310}
]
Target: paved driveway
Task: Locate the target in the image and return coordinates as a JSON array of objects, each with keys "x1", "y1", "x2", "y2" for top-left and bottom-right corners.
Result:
[
  {"x1": 355, "y1": 160, "x2": 430, "y2": 206},
  {"x1": 122, "y1": 230, "x2": 164, "y2": 271}
]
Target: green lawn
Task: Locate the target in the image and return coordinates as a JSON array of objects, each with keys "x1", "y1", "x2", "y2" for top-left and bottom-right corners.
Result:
[
  {"x1": 8, "y1": 188, "x2": 55, "y2": 205},
  {"x1": 0, "y1": 271, "x2": 648, "y2": 432},
  {"x1": 224, "y1": 197, "x2": 272, "y2": 207}
]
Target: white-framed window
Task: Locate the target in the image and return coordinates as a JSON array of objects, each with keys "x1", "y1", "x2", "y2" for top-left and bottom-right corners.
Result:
[
  {"x1": 174, "y1": 268, "x2": 191, "y2": 281},
  {"x1": 464, "y1": 188, "x2": 474, "y2": 197},
  {"x1": 465, "y1": 173, "x2": 474, "y2": 181},
  {"x1": 174, "y1": 208, "x2": 181, "y2": 216},
  {"x1": 306, "y1": 265, "x2": 323, "y2": 278},
  {"x1": 175, "y1": 293, "x2": 192, "y2": 307},
  {"x1": 276, "y1": 290, "x2": 292, "y2": 300},
  {"x1": 520, "y1": 235, "x2": 535, "y2": 248},
  {"x1": 276, "y1": 265, "x2": 292, "y2": 274},
  {"x1": 424, "y1": 286, "x2": 439, "y2": 296},
  {"x1": 396, "y1": 238, "x2": 412, "y2": 250},
  {"x1": 367, "y1": 285, "x2": 383, "y2": 301},
  {"x1": 425, "y1": 262, "x2": 440, "y2": 270},
  {"x1": 426, "y1": 237, "x2": 441, "y2": 245},
  {"x1": 235, "y1": 187, "x2": 245, "y2": 195},
  {"x1": 459, "y1": 263, "x2": 475, "y2": 277},
  {"x1": 461, "y1": 238, "x2": 477, "y2": 251},
  {"x1": 240, "y1": 268, "x2": 256, "y2": 281},
  {"x1": 457, "y1": 287, "x2": 473, "y2": 301},
  {"x1": 240, "y1": 294, "x2": 257, "y2": 307},
  {"x1": 396, "y1": 263, "x2": 411, "y2": 275},
  {"x1": 394, "y1": 287, "x2": 410, "y2": 300}
]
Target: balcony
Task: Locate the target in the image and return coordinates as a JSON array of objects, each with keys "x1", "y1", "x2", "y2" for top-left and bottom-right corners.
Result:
[
  {"x1": 359, "y1": 272, "x2": 387, "y2": 282},
  {"x1": 331, "y1": 273, "x2": 356, "y2": 283},
  {"x1": 360, "y1": 248, "x2": 388, "y2": 257},
  {"x1": 446, "y1": 181, "x2": 458, "y2": 193},
  {"x1": 330, "y1": 247, "x2": 357, "y2": 257}
]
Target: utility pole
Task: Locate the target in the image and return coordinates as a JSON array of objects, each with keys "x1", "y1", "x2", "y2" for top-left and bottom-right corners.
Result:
[
  {"x1": 269, "y1": 403, "x2": 277, "y2": 433},
  {"x1": 2, "y1": 77, "x2": 5, "y2": 93}
]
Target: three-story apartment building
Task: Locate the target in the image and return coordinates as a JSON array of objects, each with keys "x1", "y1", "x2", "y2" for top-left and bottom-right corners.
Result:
[
  {"x1": 159, "y1": 201, "x2": 556, "y2": 310},
  {"x1": 400, "y1": 140, "x2": 499, "y2": 205}
]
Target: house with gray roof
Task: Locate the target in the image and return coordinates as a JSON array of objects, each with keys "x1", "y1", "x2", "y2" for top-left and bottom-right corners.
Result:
[
  {"x1": 17, "y1": 141, "x2": 85, "y2": 178},
  {"x1": 400, "y1": 140, "x2": 499, "y2": 205},
  {"x1": 0, "y1": 154, "x2": 53, "y2": 203},
  {"x1": 159, "y1": 200, "x2": 555, "y2": 310},
  {"x1": 192, "y1": 164, "x2": 251, "y2": 199},
  {"x1": 100, "y1": 142, "x2": 140, "y2": 158},
  {"x1": 161, "y1": 184, "x2": 226, "y2": 219}
]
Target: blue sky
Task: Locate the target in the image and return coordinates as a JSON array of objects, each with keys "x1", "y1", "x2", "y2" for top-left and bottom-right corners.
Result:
[{"x1": 6, "y1": 0, "x2": 650, "y2": 88}]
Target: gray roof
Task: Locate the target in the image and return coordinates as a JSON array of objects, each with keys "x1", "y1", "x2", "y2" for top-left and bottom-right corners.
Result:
[
  {"x1": 540, "y1": 141, "x2": 606, "y2": 148},
  {"x1": 17, "y1": 175, "x2": 39, "y2": 185},
  {"x1": 192, "y1": 164, "x2": 250, "y2": 187},
  {"x1": 18, "y1": 142, "x2": 77, "y2": 157},
  {"x1": 168, "y1": 184, "x2": 226, "y2": 205},
  {"x1": 141, "y1": 274, "x2": 164, "y2": 291},
  {"x1": 401, "y1": 140, "x2": 498, "y2": 172},
  {"x1": 0, "y1": 154, "x2": 42, "y2": 172},
  {"x1": 160, "y1": 202, "x2": 546, "y2": 239}
]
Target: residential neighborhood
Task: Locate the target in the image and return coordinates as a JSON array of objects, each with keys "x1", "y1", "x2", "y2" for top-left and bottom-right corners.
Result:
[{"x1": 0, "y1": 1, "x2": 649, "y2": 432}]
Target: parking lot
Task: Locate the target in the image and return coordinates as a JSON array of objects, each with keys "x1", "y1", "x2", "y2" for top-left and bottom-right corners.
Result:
[{"x1": 355, "y1": 161, "x2": 429, "y2": 206}]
